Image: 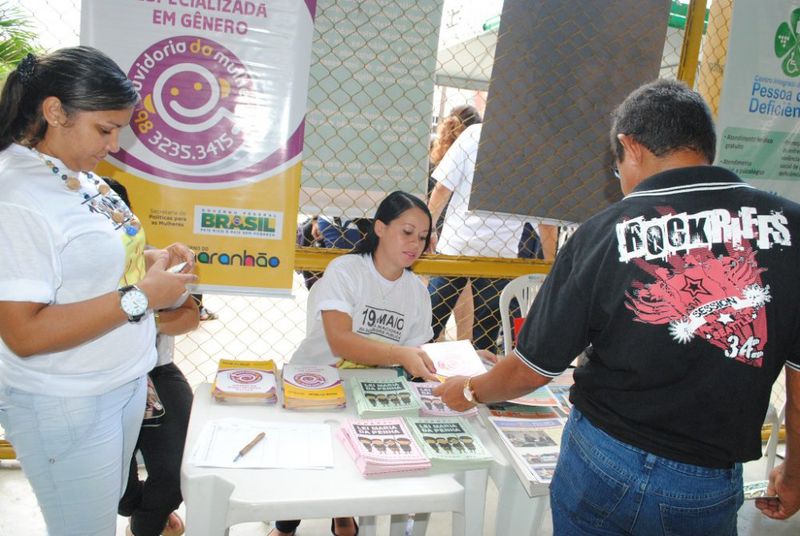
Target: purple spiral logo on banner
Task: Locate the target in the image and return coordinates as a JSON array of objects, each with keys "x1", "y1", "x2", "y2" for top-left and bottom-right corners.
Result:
[{"x1": 127, "y1": 36, "x2": 250, "y2": 167}]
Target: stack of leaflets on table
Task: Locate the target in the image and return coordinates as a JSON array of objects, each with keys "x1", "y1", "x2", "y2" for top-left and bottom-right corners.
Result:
[
  {"x1": 421, "y1": 340, "x2": 488, "y2": 381},
  {"x1": 409, "y1": 382, "x2": 478, "y2": 417},
  {"x1": 212, "y1": 359, "x2": 277, "y2": 404},
  {"x1": 338, "y1": 417, "x2": 431, "y2": 476},
  {"x1": 487, "y1": 403, "x2": 567, "y2": 420},
  {"x1": 405, "y1": 416, "x2": 493, "y2": 470},
  {"x1": 351, "y1": 376, "x2": 420, "y2": 418},
  {"x1": 488, "y1": 368, "x2": 574, "y2": 418},
  {"x1": 487, "y1": 416, "x2": 565, "y2": 484},
  {"x1": 282, "y1": 364, "x2": 346, "y2": 410}
]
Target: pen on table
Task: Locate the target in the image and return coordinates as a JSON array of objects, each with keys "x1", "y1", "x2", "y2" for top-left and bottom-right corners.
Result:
[{"x1": 232, "y1": 431, "x2": 266, "y2": 463}]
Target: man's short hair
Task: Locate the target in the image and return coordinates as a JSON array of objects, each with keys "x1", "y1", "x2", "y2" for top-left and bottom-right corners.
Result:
[{"x1": 610, "y1": 79, "x2": 716, "y2": 164}]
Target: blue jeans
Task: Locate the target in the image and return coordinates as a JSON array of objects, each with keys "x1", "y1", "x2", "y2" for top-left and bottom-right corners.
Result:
[
  {"x1": 551, "y1": 409, "x2": 743, "y2": 536},
  {"x1": 0, "y1": 377, "x2": 146, "y2": 536},
  {"x1": 428, "y1": 276, "x2": 509, "y2": 352}
]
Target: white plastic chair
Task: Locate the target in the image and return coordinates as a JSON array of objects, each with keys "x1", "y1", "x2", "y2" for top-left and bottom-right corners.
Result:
[
  {"x1": 764, "y1": 402, "x2": 786, "y2": 478},
  {"x1": 498, "y1": 273, "x2": 547, "y2": 354}
]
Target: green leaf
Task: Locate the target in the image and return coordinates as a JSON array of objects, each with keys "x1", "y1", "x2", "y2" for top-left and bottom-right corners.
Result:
[{"x1": 775, "y1": 22, "x2": 796, "y2": 57}]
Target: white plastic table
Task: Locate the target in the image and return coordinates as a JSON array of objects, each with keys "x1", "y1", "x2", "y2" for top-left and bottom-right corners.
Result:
[
  {"x1": 479, "y1": 407, "x2": 552, "y2": 535},
  {"x1": 180, "y1": 370, "x2": 490, "y2": 536}
]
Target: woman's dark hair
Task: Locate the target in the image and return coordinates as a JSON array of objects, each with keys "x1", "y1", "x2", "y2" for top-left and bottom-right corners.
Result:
[
  {"x1": 0, "y1": 46, "x2": 139, "y2": 151},
  {"x1": 103, "y1": 176, "x2": 131, "y2": 207},
  {"x1": 351, "y1": 191, "x2": 432, "y2": 263}
]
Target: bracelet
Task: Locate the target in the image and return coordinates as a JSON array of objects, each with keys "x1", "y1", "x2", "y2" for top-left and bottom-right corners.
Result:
[{"x1": 154, "y1": 311, "x2": 161, "y2": 330}]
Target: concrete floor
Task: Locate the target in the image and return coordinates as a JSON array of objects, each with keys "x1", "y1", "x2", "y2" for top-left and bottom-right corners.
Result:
[{"x1": 1, "y1": 454, "x2": 799, "y2": 535}]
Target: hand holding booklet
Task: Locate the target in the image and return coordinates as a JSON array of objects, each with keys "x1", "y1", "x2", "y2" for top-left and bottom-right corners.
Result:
[{"x1": 421, "y1": 340, "x2": 488, "y2": 380}]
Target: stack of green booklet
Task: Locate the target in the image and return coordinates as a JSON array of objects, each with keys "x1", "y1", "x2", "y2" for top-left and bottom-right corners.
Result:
[
  {"x1": 405, "y1": 416, "x2": 494, "y2": 470},
  {"x1": 350, "y1": 376, "x2": 420, "y2": 418}
]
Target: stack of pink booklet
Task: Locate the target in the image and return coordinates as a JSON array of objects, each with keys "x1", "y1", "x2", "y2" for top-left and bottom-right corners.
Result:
[{"x1": 338, "y1": 417, "x2": 431, "y2": 476}]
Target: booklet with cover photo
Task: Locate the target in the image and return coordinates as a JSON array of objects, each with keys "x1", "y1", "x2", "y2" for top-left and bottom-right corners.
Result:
[
  {"x1": 405, "y1": 416, "x2": 493, "y2": 470},
  {"x1": 282, "y1": 363, "x2": 346, "y2": 410},
  {"x1": 350, "y1": 376, "x2": 420, "y2": 418},
  {"x1": 212, "y1": 359, "x2": 277, "y2": 404},
  {"x1": 338, "y1": 417, "x2": 431, "y2": 476}
]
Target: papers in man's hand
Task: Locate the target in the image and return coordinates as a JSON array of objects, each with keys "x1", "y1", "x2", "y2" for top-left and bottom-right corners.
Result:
[
  {"x1": 189, "y1": 418, "x2": 333, "y2": 469},
  {"x1": 421, "y1": 340, "x2": 488, "y2": 380},
  {"x1": 743, "y1": 479, "x2": 778, "y2": 500}
]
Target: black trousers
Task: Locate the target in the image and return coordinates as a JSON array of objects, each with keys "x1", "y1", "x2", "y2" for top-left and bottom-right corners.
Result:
[
  {"x1": 428, "y1": 276, "x2": 510, "y2": 353},
  {"x1": 119, "y1": 362, "x2": 193, "y2": 536},
  {"x1": 275, "y1": 519, "x2": 302, "y2": 532}
]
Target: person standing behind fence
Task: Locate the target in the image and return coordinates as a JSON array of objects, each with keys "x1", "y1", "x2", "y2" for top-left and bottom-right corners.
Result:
[
  {"x1": 428, "y1": 106, "x2": 483, "y2": 343},
  {"x1": 0, "y1": 47, "x2": 196, "y2": 536},
  {"x1": 273, "y1": 191, "x2": 438, "y2": 536},
  {"x1": 428, "y1": 118, "x2": 536, "y2": 353}
]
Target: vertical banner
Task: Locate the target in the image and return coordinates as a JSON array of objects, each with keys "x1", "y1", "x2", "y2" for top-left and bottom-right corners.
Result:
[
  {"x1": 299, "y1": 0, "x2": 442, "y2": 217},
  {"x1": 81, "y1": 0, "x2": 315, "y2": 295},
  {"x1": 716, "y1": 1, "x2": 800, "y2": 202},
  {"x1": 470, "y1": 0, "x2": 670, "y2": 224}
]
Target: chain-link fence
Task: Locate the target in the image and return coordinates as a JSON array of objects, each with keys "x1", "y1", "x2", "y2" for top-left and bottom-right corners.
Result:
[{"x1": 0, "y1": 0, "x2": 786, "y2": 452}]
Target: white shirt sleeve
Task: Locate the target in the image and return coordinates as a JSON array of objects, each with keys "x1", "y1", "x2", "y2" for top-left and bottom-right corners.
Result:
[
  {"x1": 0, "y1": 203, "x2": 59, "y2": 303},
  {"x1": 312, "y1": 258, "x2": 359, "y2": 319}
]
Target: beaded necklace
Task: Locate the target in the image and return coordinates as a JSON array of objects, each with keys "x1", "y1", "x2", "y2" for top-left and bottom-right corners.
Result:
[{"x1": 33, "y1": 148, "x2": 141, "y2": 236}]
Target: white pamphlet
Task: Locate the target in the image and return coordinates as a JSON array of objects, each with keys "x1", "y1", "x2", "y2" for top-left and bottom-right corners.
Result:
[{"x1": 189, "y1": 418, "x2": 334, "y2": 469}]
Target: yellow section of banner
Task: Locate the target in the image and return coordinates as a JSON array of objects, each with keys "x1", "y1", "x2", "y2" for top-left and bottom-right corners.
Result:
[{"x1": 97, "y1": 160, "x2": 301, "y2": 295}]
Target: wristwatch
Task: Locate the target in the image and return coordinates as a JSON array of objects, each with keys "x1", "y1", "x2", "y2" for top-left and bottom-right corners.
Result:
[
  {"x1": 118, "y1": 285, "x2": 149, "y2": 322},
  {"x1": 463, "y1": 377, "x2": 479, "y2": 405}
]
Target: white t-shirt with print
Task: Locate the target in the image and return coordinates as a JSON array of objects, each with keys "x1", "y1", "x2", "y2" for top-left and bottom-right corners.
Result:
[
  {"x1": 0, "y1": 144, "x2": 156, "y2": 396},
  {"x1": 291, "y1": 254, "x2": 433, "y2": 366},
  {"x1": 433, "y1": 123, "x2": 528, "y2": 258}
]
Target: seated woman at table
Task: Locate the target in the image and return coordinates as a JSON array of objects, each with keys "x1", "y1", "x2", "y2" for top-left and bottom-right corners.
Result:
[{"x1": 271, "y1": 190, "x2": 438, "y2": 536}]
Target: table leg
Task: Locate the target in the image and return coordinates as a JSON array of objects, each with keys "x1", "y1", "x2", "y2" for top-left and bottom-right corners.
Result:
[
  {"x1": 455, "y1": 468, "x2": 488, "y2": 536},
  {"x1": 494, "y1": 472, "x2": 550, "y2": 536},
  {"x1": 527, "y1": 495, "x2": 549, "y2": 535},
  {"x1": 388, "y1": 514, "x2": 408, "y2": 536},
  {"x1": 182, "y1": 475, "x2": 235, "y2": 536},
  {"x1": 359, "y1": 515, "x2": 378, "y2": 536},
  {"x1": 410, "y1": 513, "x2": 430, "y2": 536}
]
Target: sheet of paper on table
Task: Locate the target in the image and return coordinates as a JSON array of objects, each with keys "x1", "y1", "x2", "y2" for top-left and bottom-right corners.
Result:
[{"x1": 189, "y1": 418, "x2": 334, "y2": 469}]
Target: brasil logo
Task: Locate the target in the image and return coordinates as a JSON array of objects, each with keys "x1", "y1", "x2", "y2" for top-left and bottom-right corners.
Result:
[{"x1": 775, "y1": 8, "x2": 800, "y2": 77}]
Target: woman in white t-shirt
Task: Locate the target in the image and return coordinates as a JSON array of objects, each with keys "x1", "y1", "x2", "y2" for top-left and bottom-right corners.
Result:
[
  {"x1": 273, "y1": 191, "x2": 437, "y2": 536},
  {"x1": 0, "y1": 47, "x2": 196, "y2": 535}
]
